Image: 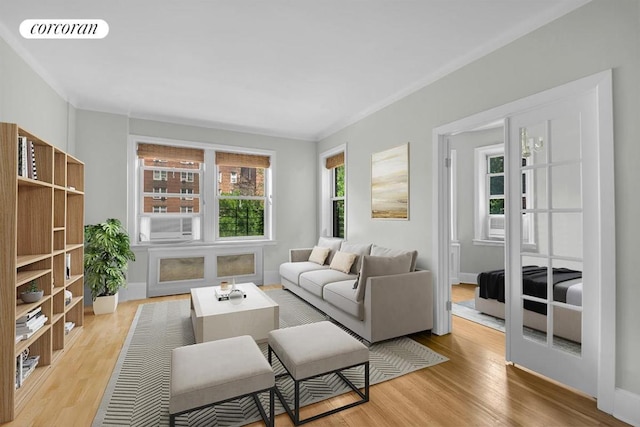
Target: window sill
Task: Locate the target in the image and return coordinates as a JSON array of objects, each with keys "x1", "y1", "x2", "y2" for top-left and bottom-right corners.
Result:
[
  {"x1": 472, "y1": 239, "x2": 537, "y2": 251},
  {"x1": 473, "y1": 239, "x2": 504, "y2": 247},
  {"x1": 132, "y1": 239, "x2": 277, "y2": 251}
]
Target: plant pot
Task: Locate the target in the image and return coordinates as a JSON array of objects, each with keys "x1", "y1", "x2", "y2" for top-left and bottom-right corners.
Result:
[
  {"x1": 20, "y1": 290, "x2": 44, "y2": 304},
  {"x1": 93, "y1": 293, "x2": 119, "y2": 315}
]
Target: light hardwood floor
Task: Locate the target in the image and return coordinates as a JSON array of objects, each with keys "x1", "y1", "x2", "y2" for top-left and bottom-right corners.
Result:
[{"x1": 2, "y1": 285, "x2": 627, "y2": 426}]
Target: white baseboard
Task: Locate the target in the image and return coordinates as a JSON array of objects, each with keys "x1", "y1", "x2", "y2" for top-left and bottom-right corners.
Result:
[
  {"x1": 614, "y1": 387, "x2": 640, "y2": 426},
  {"x1": 119, "y1": 282, "x2": 147, "y2": 301},
  {"x1": 459, "y1": 272, "x2": 478, "y2": 285},
  {"x1": 264, "y1": 270, "x2": 280, "y2": 286}
]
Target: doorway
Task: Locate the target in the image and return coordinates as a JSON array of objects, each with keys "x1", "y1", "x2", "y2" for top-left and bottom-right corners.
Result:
[{"x1": 431, "y1": 70, "x2": 615, "y2": 412}]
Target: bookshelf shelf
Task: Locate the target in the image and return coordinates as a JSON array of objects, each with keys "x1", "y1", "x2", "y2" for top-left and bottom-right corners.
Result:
[
  {"x1": 1, "y1": 123, "x2": 84, "y2": 422},
  {"x1": 16, "y1": 269, "x2": 51, "y2": 287}
]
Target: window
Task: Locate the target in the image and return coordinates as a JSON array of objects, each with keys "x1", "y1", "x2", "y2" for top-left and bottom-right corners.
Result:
[
  {"x1": 180, "y1": 188, "x2": 194, "y2": 200},
  {"x1": 487, "y1": 154, "x2": 505, "y2": 238},
  {"x1": 132, "y1": 139, "x2": 273, "y2": 244},
  {"x1": 321, "y1": 148, "x2": 346, "y2": 238},
  {"x1": 153, "y1": 170, "x2": 168, "y2": 181},
  {"x1": 152, "y1": 187, "x2": 167, "y2": 200},
  {"x1": 216, "y1": 152, "x2": 270, "y2": 239},
  {"x1": 474, "y1": 143, "x2": 533, "y2": 245}
]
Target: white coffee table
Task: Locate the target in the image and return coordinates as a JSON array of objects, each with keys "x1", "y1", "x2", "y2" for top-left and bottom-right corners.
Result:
[{"x1": 190, "y1": 283, "x2": 279, "y2": 343}]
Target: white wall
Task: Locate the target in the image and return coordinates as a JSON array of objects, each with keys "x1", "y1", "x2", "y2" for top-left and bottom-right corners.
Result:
[
  {"x1": 318, "y1": 0, "x2": 640, "y2": 398},
  {"x1": 450, "y1": 128, "x2": 504, "y2": 275},
  {"x1": 75, "y1": 113, "x2": 318, "y2": 286}
]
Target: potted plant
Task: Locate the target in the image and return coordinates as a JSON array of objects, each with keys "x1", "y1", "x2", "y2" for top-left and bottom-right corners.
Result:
[
  {"x1": 84, "y1": 218, "x2": 135, "y2": 315},
  {"x1": 20, "y1": 280, "x2": 44, "y2": 303}
]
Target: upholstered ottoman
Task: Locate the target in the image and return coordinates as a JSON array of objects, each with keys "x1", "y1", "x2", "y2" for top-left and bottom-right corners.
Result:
[
  {"x1": 268, "y1": 321, "x2": 369, "y2": 425},
  {"x1": 169, "y1": 335, "x2": 275, "y2": 426}
]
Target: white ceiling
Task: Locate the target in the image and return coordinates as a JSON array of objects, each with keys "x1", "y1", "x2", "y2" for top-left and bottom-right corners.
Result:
[{"x1": 0, "y1": 1, "x2": 588, "y2": 141}]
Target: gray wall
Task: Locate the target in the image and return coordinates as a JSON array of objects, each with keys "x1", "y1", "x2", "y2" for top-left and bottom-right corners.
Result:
[
  {"x1": 0, "y1": 37, "x2": 74, "y2": 150},
  {"x1": 75, "y1": 112, "x2": 318, "y2": 283},
  {"x1": 450, "y1": 128, "x2": 505, "y2": 275},
  {"x1": 318, "y1": 0, "x2": 640, "y2": 395}
]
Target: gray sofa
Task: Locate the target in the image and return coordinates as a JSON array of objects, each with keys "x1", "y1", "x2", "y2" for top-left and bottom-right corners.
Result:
[{"x1": 279, "y1": 237, "x2": 433, "y2": 344}]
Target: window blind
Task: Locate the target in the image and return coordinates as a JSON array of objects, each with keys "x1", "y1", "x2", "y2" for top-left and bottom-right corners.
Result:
[
  {"x1": 325, "y1": 152, "x2": 344, "y2": 169},
  {"x1": 216, "y1": 151, "x2": 271, "y2": 168},
  {"x1": 137, "y1": 143, "x2": 204, "y2": 162}
]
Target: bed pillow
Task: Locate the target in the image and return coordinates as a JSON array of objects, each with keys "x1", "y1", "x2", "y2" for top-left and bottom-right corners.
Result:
[
  {"x1": 354, "y1": 253, "x2": 413, "y2": 301},
  {"x1": 329, "y1": 251, "x2": 358, "y2": 274},
  {"x1": 308, "y1": 246, "x2": 331, "y2": 265}
]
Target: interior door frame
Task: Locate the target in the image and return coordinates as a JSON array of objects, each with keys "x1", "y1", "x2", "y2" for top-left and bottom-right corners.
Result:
[{"x1": 431, "y1": 69, "x2": 615, "y2": 412}]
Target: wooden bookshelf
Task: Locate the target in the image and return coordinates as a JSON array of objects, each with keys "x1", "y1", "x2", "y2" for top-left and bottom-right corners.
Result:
[{"x1": 0, "y1": 123, "x2": 85, "y2": 422}]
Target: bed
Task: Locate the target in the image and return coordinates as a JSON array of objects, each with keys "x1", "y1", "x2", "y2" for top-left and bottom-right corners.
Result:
[{"x1": 474, "y1": 266, "x2": 582, "y2": 343}]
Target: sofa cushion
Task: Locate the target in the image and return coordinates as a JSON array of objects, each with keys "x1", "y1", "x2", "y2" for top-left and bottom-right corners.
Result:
[
  {"x1": 340, "y1": 242, "x2": 373, "y2": 274},
  {"x1": 323, "y1": 280, "x2": 362, "y2": 320},
  {"x1": 280, "y1": 261, "x2": 328, "y2": 285},
  {"x1": 355, "y1": 254, "x2": 413, "y2": 301},
  {"x1": 370, "y1": 245, "x2": 418, "y2": 272},
  {"x1": 299, "y1": 269, "x2": 356, "y2": 298},
  {"x1": 329, "y1": 251, "x2": 358, "y2": 274},
  {"x1": 309, "y1": 246, "x2": 331, "y2": 265},
  {"x1": 317, "y1": 237, "x2": 343, "y2": 264}
]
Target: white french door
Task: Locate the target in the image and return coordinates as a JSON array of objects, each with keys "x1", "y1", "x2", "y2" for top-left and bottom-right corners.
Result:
[{"x1": 506, "y1": 91, "x2": 599, "y2": 396}]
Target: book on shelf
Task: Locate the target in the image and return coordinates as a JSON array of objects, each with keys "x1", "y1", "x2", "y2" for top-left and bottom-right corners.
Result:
[
  {"x1": 16, "y1": 315, "x2": 47, "y2": 336},
  {"x1": 29, "y1": 141, "x2": 38, "y2": 179},
  {"x1": 64, "y1": 321, "x2": 75, "y2": 334},
  {"x1": 16, "y1": 311, "x2": 45, "y2": 329},
  {"x1": 16, "y1": 306, "x2": 42, "y2": 323},
  {"x1": 16, "y1": 137, "x2": 38, "y2": 179},
  {"x1": 66, "y1": 253, "x2": 71, "y2": 279},
  {"x1": 16, "y1": 355, "x2": 40, "y2": 388}
]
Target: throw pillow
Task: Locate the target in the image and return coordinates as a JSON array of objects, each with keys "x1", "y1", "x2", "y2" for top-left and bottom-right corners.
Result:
[
  {"x1": 308, "y1": 246, "x2": 331, "y2": 265},
  {"x1": 317, "y1": 236, "x2": 343, "y2": 264},
  {"x1": 370, "y1": 245, "x2": 418, "y2": 271},
  {"x1": 354, "y1": 253, "x2": 413, "y2": 301},
  {"x1": 329, "y1": 251, "x2": 358, "y2": 274},
  {"x1": 340, "y1": 242, "x2": 373, "y2": 274}
]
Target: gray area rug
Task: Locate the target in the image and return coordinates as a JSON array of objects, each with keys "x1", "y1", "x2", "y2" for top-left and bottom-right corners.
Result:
[
  {"x1": 93, "y1": 289, "x2": 448, "y2": 426},
  {"x1": 452, "y1": 299, "x2": 506, "y2": 332},
  {"x1": 453, "y1": 299, "x2": 580, "y2": 355}
]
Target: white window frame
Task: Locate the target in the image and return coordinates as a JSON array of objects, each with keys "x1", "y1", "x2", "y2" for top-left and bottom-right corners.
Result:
[
  {"x1": 180, "y1": 206, "x2": 194, "y2": 213},
  {"x1": 215, "y1": 163, "x2": 271, "y2": 241},
  {"x1": 152, "y1": 187, "x2": 167, "y2": 200},
  {"x1": 129, "y1": 135, "x2": 275, "y2": 246},
  {"x1": 152, "y1": 206, "x2": 167, "y2": 213},
  {"x1": 474, "y1": 143, "x2": 534, "y2": 246},
  {"x1": 180, "y1": 188, "x2": 194, "y2": 200},
  {"x1": 319, "y1": 144, "x2": 347, "y2": 238},
  {"x1": 230, "y1": 171, "x2": 238, "y2": 184},
  {"x1": 181, "y1": 171, "x2": 194, "y2": 182},
  {"x1": 153, "y1": 170, "x2": 168, "y2": 181}
]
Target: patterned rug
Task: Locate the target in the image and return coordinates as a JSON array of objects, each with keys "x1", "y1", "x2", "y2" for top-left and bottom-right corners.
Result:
[{"x1": 93, "y1": 289, "x2": 448, "y2": 426}]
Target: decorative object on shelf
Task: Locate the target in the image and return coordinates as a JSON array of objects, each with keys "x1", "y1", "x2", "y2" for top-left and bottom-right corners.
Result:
[
  {"x1": 84, "y1": 218, "x2": 136, "y2": 315},
  {"x1": 371, "y1": 143, "x2": 409, "y2": 220},
  {"x1": 19, "y1": 280, "x2": 43, "y2": 303}
]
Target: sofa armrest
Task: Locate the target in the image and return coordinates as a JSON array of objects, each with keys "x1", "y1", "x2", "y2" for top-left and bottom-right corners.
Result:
[
  {"x1": 364, "y1": 270, "x2": 433, "y2": 341},
  {"x1": 289, "y1": 248, "x2": 313, "y2": 262}
]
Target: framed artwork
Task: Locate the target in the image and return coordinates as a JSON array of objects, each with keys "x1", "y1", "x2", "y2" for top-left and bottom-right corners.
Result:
[{"x1": 371, "y1": 143, "x2": 409, "y2": 219}]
